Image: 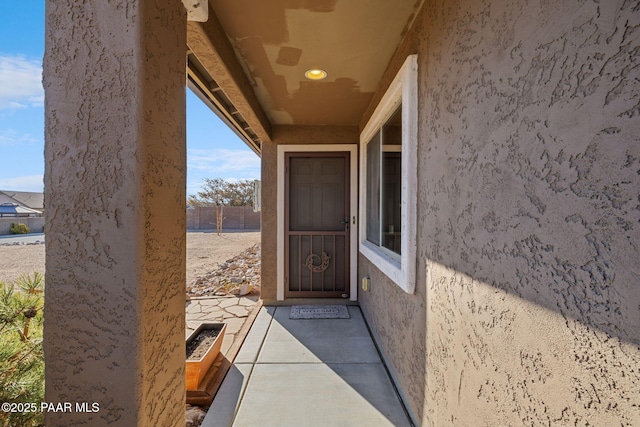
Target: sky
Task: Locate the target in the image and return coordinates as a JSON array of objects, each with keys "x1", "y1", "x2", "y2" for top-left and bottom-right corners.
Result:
[{"x1": 0, "y1": 3, "x2": 260, "y2": 198}]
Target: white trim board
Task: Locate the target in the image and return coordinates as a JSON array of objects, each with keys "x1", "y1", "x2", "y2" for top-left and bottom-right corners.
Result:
[
  {"x1": 277, "y1": 144, "x2": 359, "y2": 301},
  {"x1": 358, "y1": 54, "x2": 418, "y2": 294}
]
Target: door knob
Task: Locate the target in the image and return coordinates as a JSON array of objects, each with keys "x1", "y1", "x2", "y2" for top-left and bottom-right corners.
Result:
[{"x1": 340, "y1": 217, "x2": 349, "y2": 230}]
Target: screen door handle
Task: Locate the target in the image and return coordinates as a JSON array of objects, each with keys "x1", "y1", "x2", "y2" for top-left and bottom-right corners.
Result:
[{"x1": 340, "y1": 217, "x2": 350, "y2": 230}]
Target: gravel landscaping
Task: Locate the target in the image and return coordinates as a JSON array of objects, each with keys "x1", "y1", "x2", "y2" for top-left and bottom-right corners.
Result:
[{"x1": 0, "y1": 230, "x2": 261, "y2": 286}]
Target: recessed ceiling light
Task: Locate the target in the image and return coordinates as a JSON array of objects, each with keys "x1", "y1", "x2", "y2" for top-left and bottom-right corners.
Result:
[{"x1": 305, "y1": 69, "x2": 327, "y2": 80}]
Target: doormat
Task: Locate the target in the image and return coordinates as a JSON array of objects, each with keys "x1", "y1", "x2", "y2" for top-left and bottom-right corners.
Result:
[{"x1": 289, "y1": 305, "x2": 350, "y2": 319}]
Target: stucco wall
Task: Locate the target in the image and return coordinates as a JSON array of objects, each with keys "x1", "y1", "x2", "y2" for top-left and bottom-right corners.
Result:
[
  {"x1": 44, "y1": 1, "x2": 187, "y2": 425},
  {"x1": 358, "y1": 0, "x2": 640, "y2": 425}
]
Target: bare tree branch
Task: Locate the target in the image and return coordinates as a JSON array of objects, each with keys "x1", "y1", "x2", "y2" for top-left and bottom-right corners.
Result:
[{"x1": 187, "y1": 178, "x2": 256, "y2": 207}]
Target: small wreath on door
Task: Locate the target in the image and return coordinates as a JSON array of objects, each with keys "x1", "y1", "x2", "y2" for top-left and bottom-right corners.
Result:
[{"x1": 305, "y1": 252, "x2": 331, "y2": 273}]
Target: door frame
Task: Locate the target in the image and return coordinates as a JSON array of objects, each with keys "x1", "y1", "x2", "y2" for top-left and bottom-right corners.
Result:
[{"x1": 277, "y1": 144, "x2": 358, "y2": 301}]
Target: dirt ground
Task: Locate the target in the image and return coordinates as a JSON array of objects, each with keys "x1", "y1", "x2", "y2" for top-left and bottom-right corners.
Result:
[
  {"x1": 0, "y1": 244, "x2": 45, "y2": 284},
  {"x1": 184, "y1": 230, "x2": 260, "y2": 286},
  {"x1": 0, "y1": 230, "x2": 260, "y2": 286}
]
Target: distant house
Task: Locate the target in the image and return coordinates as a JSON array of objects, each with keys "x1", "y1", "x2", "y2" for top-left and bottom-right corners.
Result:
[
  {"x1": 0, "y1": 203, "x2": 42, "y2": 218},
  {"x1": 0, "y1": 191, "x2": 44, "y2": 215}
]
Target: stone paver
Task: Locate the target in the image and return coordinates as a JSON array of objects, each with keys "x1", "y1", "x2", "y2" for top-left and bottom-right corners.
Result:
[
  {"x1": 198, "y1": 299, "x2": 222, "y2": 307},
  {"x1": 225, "y1": 305, "x2": 250, "y2": 317},
  {"x1": 219, "y1": 298, "x2": 239, "y2": 309},
  {"x1": 185, "y1": 296, "x2": 258, "y2": 353},
  {"x1": 238, "y1": 298, "x2": 255, "y2": 307},
  {"x1": 221, "y1": 317, "x2": 248, "y2": 335},
  {"x1": 186, "y1": 303, "x2": 202, "y2": 314},
  {"x1": 192, "y1": 312, "x2": 217, "y2": 321}
]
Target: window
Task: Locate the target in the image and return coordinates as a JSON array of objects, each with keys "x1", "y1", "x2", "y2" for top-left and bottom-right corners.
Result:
[
  {"x1": 359, "y1": 55, "x2": 417, "y2": 293},
  {"x1": 366, "y1": 105, "x2": 402, "y2": 254}
]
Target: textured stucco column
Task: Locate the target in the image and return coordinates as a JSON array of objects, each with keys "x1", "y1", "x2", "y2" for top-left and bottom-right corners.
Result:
[{"x1": 43, "y1": 1, "x2": 186, "y2": 425}]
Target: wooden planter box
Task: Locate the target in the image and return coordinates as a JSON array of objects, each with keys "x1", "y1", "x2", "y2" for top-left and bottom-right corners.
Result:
[{"x1": 186, "y1": 323, "x2": 226, "y2": 391}]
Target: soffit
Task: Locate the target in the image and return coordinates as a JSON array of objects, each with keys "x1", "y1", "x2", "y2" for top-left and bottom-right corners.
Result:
[{"x1": 209, "y1": 0, "x2": 422, "y2": 126}]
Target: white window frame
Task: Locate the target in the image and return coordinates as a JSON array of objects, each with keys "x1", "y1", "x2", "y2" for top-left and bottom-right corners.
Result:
[{"x1": 359, "y1": 55, "x2": 417, "y2": 294}]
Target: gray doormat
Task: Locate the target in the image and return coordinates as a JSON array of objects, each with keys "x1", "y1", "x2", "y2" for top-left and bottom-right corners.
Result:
[{"x1": 289, "y1": 305, "x2": 350, "y2": 319}]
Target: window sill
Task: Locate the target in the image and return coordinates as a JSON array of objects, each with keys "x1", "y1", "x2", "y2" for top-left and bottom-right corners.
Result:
[{"x1": 360, "y1": 240, "x2": 413, "y2": 294}]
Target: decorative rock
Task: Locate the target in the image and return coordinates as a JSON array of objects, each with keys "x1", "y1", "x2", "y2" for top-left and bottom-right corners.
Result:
[
  {"x1": 185, "y1": 405, "x2": 207, "y2": 427},
  {"x1": 238, "y1": 284, "x2": 253, "y2": 296},
  {"x1": 187, "y1": 244, "x2": 261, "y2": 298}
]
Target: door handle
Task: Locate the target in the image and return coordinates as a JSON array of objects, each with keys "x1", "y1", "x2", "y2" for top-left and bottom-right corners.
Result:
[{"x1": 340, "y1": 217, "x2": 349, "y2": 230}]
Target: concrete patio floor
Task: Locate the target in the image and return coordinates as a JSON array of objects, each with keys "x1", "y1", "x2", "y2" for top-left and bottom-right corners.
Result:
[{"x1": 202, "y1": 305, "x2": 411, "y2": 427}]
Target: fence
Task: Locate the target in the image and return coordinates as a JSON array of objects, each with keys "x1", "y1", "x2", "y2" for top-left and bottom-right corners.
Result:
[
  {"x1": 1, "y1": 208, "x2": 259, "y2": 235},
  {"x1": 187, "y1": 206, "x2": 260, "y2": 230},
  {"x1": 0, "y1": 217, "x2": 45, "y2": 236}
]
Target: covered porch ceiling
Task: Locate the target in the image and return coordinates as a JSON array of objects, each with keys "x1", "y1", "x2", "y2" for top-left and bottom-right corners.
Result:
[{"x1": 186, "y1": 0, "x2": 423, "y2": 155}]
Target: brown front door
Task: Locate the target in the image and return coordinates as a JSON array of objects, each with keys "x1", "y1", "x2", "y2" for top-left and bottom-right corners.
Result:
[{"x1": 285, "y1": 152, "x2": 350, "y2": 298}]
